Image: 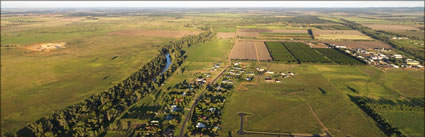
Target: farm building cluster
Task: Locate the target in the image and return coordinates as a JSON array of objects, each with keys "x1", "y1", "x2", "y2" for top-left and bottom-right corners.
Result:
[{"x1": 326, "y1": 43, "x2": 423, "y2": 69}]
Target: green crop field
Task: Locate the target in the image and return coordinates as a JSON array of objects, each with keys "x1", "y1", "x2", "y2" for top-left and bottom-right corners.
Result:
[
  {"x1": 264, "y1": 41, "x2": 298, "y2": 63},
  {"x1": 282, "y1": 42, "x2": 332, "y2": 64},
  {"x1": 316, "y1": 48, "x2": 364, "y2": 65}
]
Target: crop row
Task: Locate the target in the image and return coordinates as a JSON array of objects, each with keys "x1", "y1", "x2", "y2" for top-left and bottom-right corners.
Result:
[
  {"x1": 282, "y1": 42, "x2": 332, "y2": 63},
  {"x1": 265, "y1": 42, "x2": 298, "y2": 63},
  {"x1": 316, "y1": 48, "x2": 364, "y2": 65}
]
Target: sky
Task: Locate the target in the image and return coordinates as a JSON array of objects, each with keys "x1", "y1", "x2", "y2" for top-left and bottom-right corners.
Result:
[{"x1": 1, "y1": 1, "x2": 424, "y2": 8}]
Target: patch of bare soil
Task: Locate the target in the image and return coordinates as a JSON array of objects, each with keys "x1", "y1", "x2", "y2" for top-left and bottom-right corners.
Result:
[
  {"x1": 237, "y1": 82, "x2": 258, "y2": 91},
  {"x1": 24, "y1": 42, "x2": 66, "y2": 52}
]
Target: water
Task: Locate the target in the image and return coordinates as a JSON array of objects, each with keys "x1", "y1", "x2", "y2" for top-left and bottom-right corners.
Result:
[{"x1": 161, "y1": 53, "x2": 171, "y2": 74}]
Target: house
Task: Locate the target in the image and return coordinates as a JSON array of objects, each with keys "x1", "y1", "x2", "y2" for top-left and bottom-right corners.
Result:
[
  {"x1": 390, "y1": 64, "x2": 399, "y2": 68},
  {"x1": 209, "y1": 108, "x2": 216, "y2": 112},
  {"x1": 196, "y1": 122, "x2": 206, "y2": 128},
  {"x1": 265, "y1": 77, "x2": 273, "y2": 82},
  {"x1": 392, "y1": 54, "x2": 403, "y2": 59},
  {"x1": 170, "y1": 105, "x2": 181, "y2": 112},
  {"x1": 245, "y1": 76, "x2": 253, "y2": 81},
  {"x1": 256, "y1": 67, "x2": 265, "y2": 72},
  {"x1": 405, "y1": 59, "x2": 420, "y2": 65},
  {"x1": 265, "y1": 71, "x2": 274, "y2": 75},
  {"x1": 246, "y1": 72, "x2": 255, "y2": 76},
  {"x1": 288, "y1": 72, "x2": 295, "y2": 76}
]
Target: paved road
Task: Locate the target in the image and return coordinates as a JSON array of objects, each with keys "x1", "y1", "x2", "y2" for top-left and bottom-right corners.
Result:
[{"x1": 178, "y1": 66, "x2": 230, "y2": 137}]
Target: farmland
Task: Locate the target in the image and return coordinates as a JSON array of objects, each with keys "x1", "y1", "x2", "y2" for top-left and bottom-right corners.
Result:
[
  {"x1": 312, "y1": 30, "x2": 373, "y2": 40},
  {"x1": 316, "y1": 48, "x2": 364, "y2": 65},
  {"x1": 265, "y1": 41, "x2": 298, "y2": 63},
  {"x1": 282, "y1": 42, "x2": 332, "y2": 64},
  {"x1": 365, "y1": 24, "x2": 424, "y2": 39},
  {"x1": 2, "y1": 6, "x2": 424, "y2": 137},
  {"x1": 324, "y1": 41, "x2": 392, "y2": 49},
  {"x1": 229, "y1": 41, "x2": 272, "y2": 61}
]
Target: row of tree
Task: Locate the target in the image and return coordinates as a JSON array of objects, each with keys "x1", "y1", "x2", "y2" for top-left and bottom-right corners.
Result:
[
  {"x1": 349, "y1": 96, "x2": 408, "y2": 137},
  {"x1": 13, "y1": 30, "x2": 215, "y2": 137}
]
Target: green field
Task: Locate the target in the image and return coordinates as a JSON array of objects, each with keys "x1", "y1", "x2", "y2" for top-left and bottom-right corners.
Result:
[
  {"x1": 0, "y1": 15, "x2": 200, "y2": 134},
  {"x1": 264, "y1": 41, "x2": 298, "y2": 63},
  {"x1": 2, "y1": 8, "x2": 424, "y2": 137},
  {"x1": 380, "y1": 111, "x2": 424, "y2": 137},
  {"x1": 316, "y1": 48, "x2": 364, "y2": 65},
  {"x1": 220, "y1": 64, "x2": 406, "y2": 137}
]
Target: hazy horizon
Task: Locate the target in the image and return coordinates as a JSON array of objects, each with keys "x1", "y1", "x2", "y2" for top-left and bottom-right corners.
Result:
[{"x1": 2, "y1": 1, "x2": 424, "y2": 8}]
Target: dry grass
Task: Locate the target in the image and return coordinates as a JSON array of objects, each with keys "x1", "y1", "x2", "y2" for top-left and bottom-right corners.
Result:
[
  {"x1": 313, "y1": 30, "x2": 364, "y2": 35},
  {"x1": 365, "y1": 24, "x2": 421, "y2": 31},
  {"x1": 109, "y1": 29, "x2": 201, "y2": 38},
  {"x1": 217, "y1": 32, "x2": 236, "y2": 39}
]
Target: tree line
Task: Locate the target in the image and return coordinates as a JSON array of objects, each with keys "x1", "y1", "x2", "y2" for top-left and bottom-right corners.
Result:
[
  {"x1": 348, "y1": 96, "x2": 425, "y2": 137},
  {"x1": 11, "y1": 30, "x2": 215, "y2": 137}
]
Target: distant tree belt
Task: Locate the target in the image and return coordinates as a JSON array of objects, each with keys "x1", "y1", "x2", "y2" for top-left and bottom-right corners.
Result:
[
  {"x1": 14, "y1": 30, "x2": 215, "y2": 137},
  {"x1": 349, "y1": 96, "x2": 410, "y2": 137},
  {"x1": 340, "y1": 19, "x2": 424, "y2": 62}
]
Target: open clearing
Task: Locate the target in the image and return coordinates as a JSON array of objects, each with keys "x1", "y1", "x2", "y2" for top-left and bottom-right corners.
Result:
[{"x1": 229, "y1": 41, "x2": 272, "y2": 61}]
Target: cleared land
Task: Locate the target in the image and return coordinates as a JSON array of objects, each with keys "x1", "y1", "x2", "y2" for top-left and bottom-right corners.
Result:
[
  {"x1": 237, "y1": 29, "x2": 311, "y2": 40},
  {"x1": 230, "y1": 41, "x2": 272, "y2": 61},
  {"x1": 312, "y1": 30, "x2": 372, "y2": 40},
  {"x1": 325, "y1": 41, "x2": 392, "y2": 49}
]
